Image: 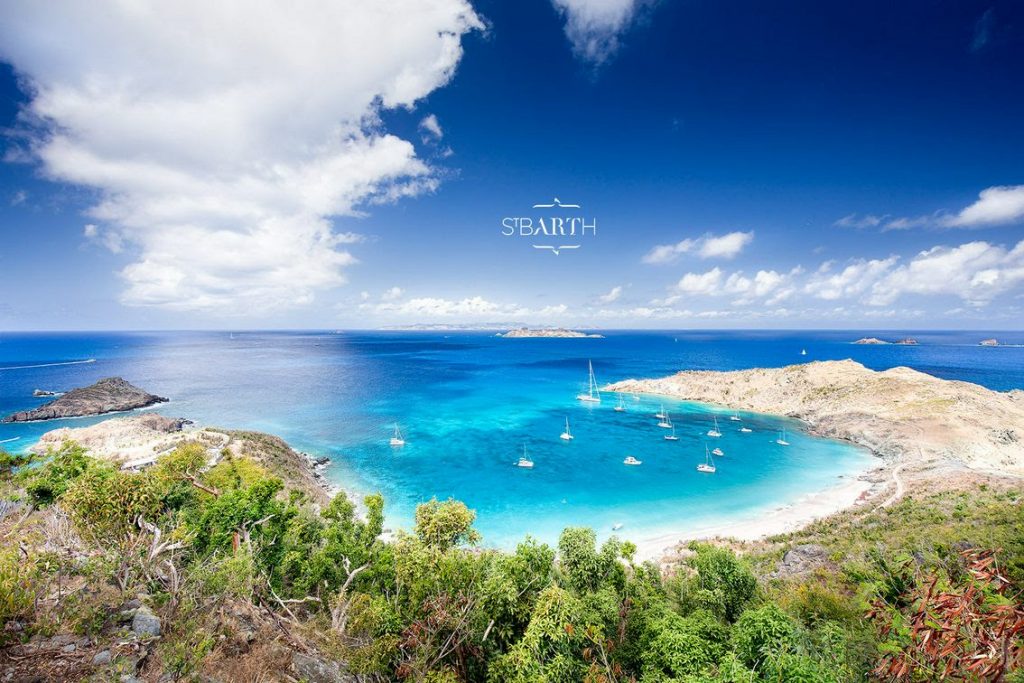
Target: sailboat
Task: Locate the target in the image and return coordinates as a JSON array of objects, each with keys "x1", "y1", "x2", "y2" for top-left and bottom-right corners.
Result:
[
  {"x1": 623, "y1": 455, "x2": 642, "y2": 466},
  {"x1": 776, "y1": 428, "x2": 790, "y2": 446},
  {"x1": 516, "y1": 444, "x2": 534, "y2": 468},
  {"x1": 560, "y1": 417, "x2": 574, "y2": 441},
  {"x1": 739, "y1": 426, "x2": 752, "y2": 433},
  {"x1": 657, "y1": 412, "x2": 672, "y2": 429},
  {"x1": 800, "y1": 349, "x2": 807, "y2": 356},
  {"x1": 614, "y1": 395, "x2": 626, "y2": 412},
  {"x1": 707, "y1": 416, "x2": 722, "y2": 438},
  {"x1": 712, "y1": 447, "x2": 724, "y2": 456},
  {"x1": 576, "y1": 360, "x2": 601, "y2": 403},
  {"x1": 654, "y1": 404, "x2": 667, "y2": 420},
  {"x1": 729, "y1": 411, "x2": 741, "y2": 422},
  {"x1": 389, "y1": 424, "x2": 406, "y2": 447},
  {"x1": 664, "y1": 422, "x2": 679, "y2": 441},
  {"x1": 697, "y1": 445, "x2": 716, "y2": 473}
]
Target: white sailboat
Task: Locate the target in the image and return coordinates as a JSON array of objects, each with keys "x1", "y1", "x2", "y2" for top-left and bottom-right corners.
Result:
[
  {"x1": 389, "y1": 424, "x2": 405, "y2": 447},
  {"x1": 800, "y1": 349, "x2": 807, "y2": 356},
  {"x1": 654, "y1": 404, "x2": 667, "y2": 420},
  {"x1": 623, "y1": 455, "x2": 642, "y2": 466},
  {"x1": 657, "y1": 412, "x2": 672, "y2": 429},
  {"x1": 729, "y1": 412, "x2": 741, "y2": 422},
  {"x1": 614, "y1": 395, "x2": 626, "y2": 412},
  {"x1": 560, "y1": 416, "x2": 574, "y2": 441},
  {"x1": 516, "y1": 444, "x2": 534, "y2": 468},
  {"x1": 576, "y1": 360, "x2": 601, "y2": 403},
  {"x1": 739, "y1": 426, "x2": 752, "y2": 433},
  {"x1": 707, "y1": 416, "x2": 722, "y2": 438},
  {"x1": 697, "y1": 445, "x2": 716, "y2": 473},
  {"x1": 776, "y1": 428, "x2": 790, "y2": 446},
  {"x1": 664, "y1": 423, "x2": 679, "y2": 441}
]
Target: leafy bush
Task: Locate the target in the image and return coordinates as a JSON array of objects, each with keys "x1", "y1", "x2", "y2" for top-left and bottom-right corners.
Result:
[
  {"x1": 25, "y1": 441, "x2": 90, "y2": 506},
  {"x1": 414, "y1": 497, "x2": 481, "y2": 550}
]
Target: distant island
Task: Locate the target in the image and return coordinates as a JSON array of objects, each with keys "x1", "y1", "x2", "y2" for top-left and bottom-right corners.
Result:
[
  {"x1": 852, "y1": 337, "x2": 917, "y2": 345},
  {"x1": 381, "y1": 322, "x2": 529, "y2": 331},
  {"x1": 499, "y1": 327, "x2": 604, "y2": 338},
  {"x1": 3, "y1": 377, "x2": 167, "y2": 423}
]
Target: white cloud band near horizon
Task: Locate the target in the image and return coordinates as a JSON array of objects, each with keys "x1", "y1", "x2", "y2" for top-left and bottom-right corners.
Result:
[
  {"x1": 0, "y1": 0, "x2": 482, "y2": 312},
  {"x1": 642, "y1": 230, "x2": 754, "y2": 264}
]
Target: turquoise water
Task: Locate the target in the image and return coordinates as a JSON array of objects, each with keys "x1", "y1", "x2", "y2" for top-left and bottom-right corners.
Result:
[{"x1": 2, "y1": 330, "x2": 1021, "y2": 548}]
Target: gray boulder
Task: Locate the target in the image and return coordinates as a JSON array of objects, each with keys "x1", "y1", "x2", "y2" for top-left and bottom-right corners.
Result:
[{"x1": 131, "y1": 607, "x2": 161, "y2": 638}]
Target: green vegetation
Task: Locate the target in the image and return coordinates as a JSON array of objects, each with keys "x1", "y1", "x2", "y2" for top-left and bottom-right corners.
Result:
[{"x1": 1, "y1": 442, "x2": 1022, "y2": 681}]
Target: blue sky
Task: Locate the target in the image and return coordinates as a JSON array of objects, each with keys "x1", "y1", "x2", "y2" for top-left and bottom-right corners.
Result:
[{"x1": 1, "y1": 0, "x2": 1022, "y2": 330}]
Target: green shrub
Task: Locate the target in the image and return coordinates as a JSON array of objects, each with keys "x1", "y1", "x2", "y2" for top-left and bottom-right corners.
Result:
[
  {"x1": 732, "y1": 603, "x2": 799, "y2": 670},
  {"x1": 25, "y1": 441, "x2": 90, "y2": 506}
]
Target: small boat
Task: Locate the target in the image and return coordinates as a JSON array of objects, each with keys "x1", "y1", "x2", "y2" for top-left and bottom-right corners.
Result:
[
  {"x1": 664, "y1": 423, "x2": 679, "y2": 441},
  {"x1": 707, "y1": 416, "x2": 722, "y2": 438},
  {"x1": 729, "y1": 412, "x2": 741, "y2": 422},
  {"x1": 614, "y1": 395, "x2": 626, "y2": 412},
  {"x1": 389, "y1": 424, "x2": 406, "y2": 447},
  {"x1": 654, "y1": 404, "x2": 667, "y2": 420},
  {"x1": 516, "y1": 444, "x2": 534, "y2": 468},
  {"x1": 739, "y1": 426, "x2": 752, "y2": 433},
  {"x1": 623, "y1": 456, "x2": 642, "y2": 466},
  {"x1": 576, "y1": 360, "x2": 601, "y2": 403},
  {"x1": 657, "y1": 412, "x2": 672, "y2": 429},
  {"x1": 697, "y1": 445, "x2": 716, "y2": 473},
  {"x1": 712, "y1": 447, "x2": 724, "y2": 456},
  {"x1": 776, "y1": 428, "x2": 790, "y2": 446},
  {"x1": 801, "y1": 349, "x2": 807, "y2": 356},
  {"x1": 560, "y1": 416, "x2": 574, "y2": 441}
]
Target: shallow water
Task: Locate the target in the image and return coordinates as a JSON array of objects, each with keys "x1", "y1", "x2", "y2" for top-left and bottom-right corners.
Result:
[{"x1": 1, "y1": 329, "x2": 1020, "y2": 548}]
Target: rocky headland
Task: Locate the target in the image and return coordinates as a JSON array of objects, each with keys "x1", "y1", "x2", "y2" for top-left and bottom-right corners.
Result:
[
  {"x1": 606, "y1": 359, "x2": 1024, "y2": 476},
  {"x1": 3, "y1": 377, "x2": 167, "y2": 423}
]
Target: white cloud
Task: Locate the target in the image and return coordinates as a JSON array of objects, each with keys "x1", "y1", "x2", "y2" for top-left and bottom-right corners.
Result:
[
  {"x1": 834, "y1": 214, "x2": 884, "y2": 229},
  {"x1": 381, "y1": 286, "x2": 404, "y2": 301},
  {"x1": 942, "y1": 185, "x2": 1024, "y2": 228},
  {"x1": 419, "y1": 114, "x2": 444, "y2": 141},
  {"x1": 673, "y1": 267, "x2": 723, "y2": 296},
  {"x1": 869, "y1": 240, "x2": 1024, "y2": 306},
  {"x1": 369, "y1": 295, "x2": 568, "y2": 320},
  {"x1": 83, "y1": 222, "x2": 124, "y2": 253},
  {"x1": 550, "y1": 0, "x2": 646, "y2": 66},
  {"x1": 804, "y1": 256, "x2": 899, "y2": 300},
  {"x1": 698, "y1": 231, "x2": 755, "y2": 259},
  {"x1": 0, "y1": 0, "x2": 481, "y2": 312},
  {"x1": 10, "y1": 190, "x2": 27, "y2": 206},
  {"x1": 642, "y1": 231, "x2": 753, "y2": 264},
  {"x1": 598, "y1": 285, "x2": 623, "y2": 303}
]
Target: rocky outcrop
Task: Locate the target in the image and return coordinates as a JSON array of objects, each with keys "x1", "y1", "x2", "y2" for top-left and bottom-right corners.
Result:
[
  {"x1": 769, "y1": 544, "x2": 833, "y2": 579},
  {"x1": 33, "y1": 388, "x2": 61, "y2": 397},
  {"x1": 853, "y1": 337, "x2": 887, "y2": 344},
  {"x1": 500, "y1": 327, "x2": 604, "y2": 338},
  {"x1": 3, "y1": 377, "x2": 167, "y2": 423}
]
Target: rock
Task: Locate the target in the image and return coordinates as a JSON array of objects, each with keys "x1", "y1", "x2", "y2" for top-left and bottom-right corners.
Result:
[
  {"x1": 771, "y1": 544, "x2": 832, "y2": 578},
  {"x1": 131, "y1": 607, "x2": 161, "y2": 638},
  {"x1": 291, "y1": 652, "x2": 355, "y2": 683},
  {"x1": 33, "y1": 389, "x2": 60, "y2": 397},
  {"x1": 4, "y1": 377, "x2": 168, "y2": 423},
  {"x1": 93, "y1": 650, "x2": 112, "y2": 665},
  {"x1": 61, "y1": 643, "x2": 76, "y2": 653},
  {"x1": 853, "y1": 337, "x2": 888, "y2": 344}
]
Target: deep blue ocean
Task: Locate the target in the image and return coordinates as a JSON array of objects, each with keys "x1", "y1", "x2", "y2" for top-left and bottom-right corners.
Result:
[{"x1": 1, "y1": 330, "x2": 1021, "y2": 548}]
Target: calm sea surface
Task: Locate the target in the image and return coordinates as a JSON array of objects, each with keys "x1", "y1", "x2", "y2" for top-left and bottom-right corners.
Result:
[{"x1": 1, "y1": 330, "x2": 1021, "y2": 547}]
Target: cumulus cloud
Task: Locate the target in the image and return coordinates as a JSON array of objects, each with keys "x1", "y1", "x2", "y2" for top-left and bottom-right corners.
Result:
[
  {"x1": 642, "y1": 231, "x2": 753, "y2": 264},
  {"x1": 0, "y1": 0, "x2": 482, "y2": 312},
  {"x1": 381, "y1": 286, "x2": 404, "y2": 301},
  {"x1": 368, "y1": 295, "x2": 568, "y2": 320},
  {"x1": 869, "y1": 240, "x2": 1024, "y2": 306},
  {"x1": 598, "y1": 285, "x2": 623, "y2": 303},
  {"x1": 804, "y1": 256, "x2": 899, "y2": 300},
  {"x1": 419, "y1": 114, "x2": 444, "y2": 141},
  {"x1": 550, "y1": 0, "x2": 647, "y2": 66},
  {"x1": 838, "y1": 185, "x2": 1024, "y2": 233}
]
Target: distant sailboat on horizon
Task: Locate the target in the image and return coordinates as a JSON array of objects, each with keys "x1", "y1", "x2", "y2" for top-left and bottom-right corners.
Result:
[
  {"x1": 801, "y1": 349, "x2": 808, "y2": 356},
  {"x1": 707, "y1": 416, "x2": 722, "y2": 438},
  {"x1": 657, "y1": 411, "x2": 672, "y2": 429},
  {"x1": 560, "y1": 416, "x2": 574, "y2": 441},
  {"x1": 389, "y1": 423, "x2": 405, "y2": 447},
  {"x1": 576, "y1": 360, "x2": 601, "y2": 403}
]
